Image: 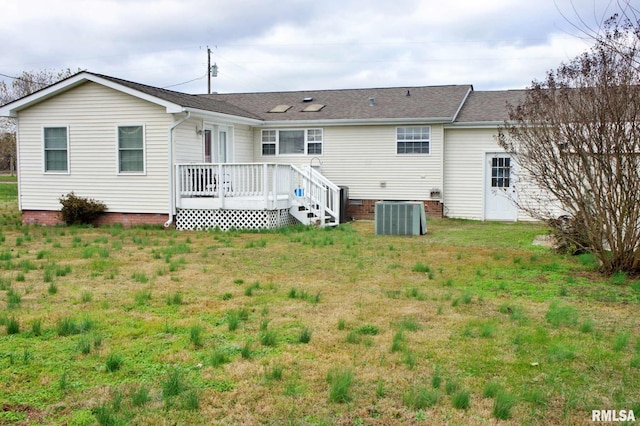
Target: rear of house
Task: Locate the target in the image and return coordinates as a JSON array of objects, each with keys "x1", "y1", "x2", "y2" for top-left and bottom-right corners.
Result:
[{"x1": 0, "y1": 71, "x2": 528, "y2": 229}]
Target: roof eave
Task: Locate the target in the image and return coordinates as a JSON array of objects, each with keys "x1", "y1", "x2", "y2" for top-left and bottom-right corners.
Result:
[
  {"x1": 0, "y1": 72, "x2": 186, "y2": 116},
  {"x1": 445, "y1": 120, "x2": 514, "y2": 128},
  {"x1": 260, "y1": 117, "x2": 453, "y2": 127},
  {"x1": 183, "y1": 107, "x2": 263, "y2": 125}
]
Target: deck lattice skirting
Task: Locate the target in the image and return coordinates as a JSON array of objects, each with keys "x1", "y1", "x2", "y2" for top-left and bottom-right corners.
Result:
[{"x1": 176, "y1": 208, "x2": 298, "y2": 231}]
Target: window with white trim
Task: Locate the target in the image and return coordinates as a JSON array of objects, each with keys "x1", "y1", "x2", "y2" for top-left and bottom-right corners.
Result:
[
  {"x1": 261, "y1": 129, "x2": 323, "y2": 156},
  {"x1": 44, "y1": 127, "x2": 69, "y2": 172},
  {"x1": 118, "y1": 125, "x2": 145, "y2": 173},
  {"x1": 397, "y1": 126, "x2": 430, "y2": 154}
]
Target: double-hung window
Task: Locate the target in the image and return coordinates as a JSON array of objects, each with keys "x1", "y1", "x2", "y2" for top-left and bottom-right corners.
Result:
[
  {"x1": 43, "y1": 127, "x2": 69, "y2": 173},
  {"x1": 397, "y1": 126, "x2": 430, "y2": 155},
  {"x1": 261, "y1": 129, "x2": 323, "y2": 156},
  {"x1": 118, "y1": 125, "x2": 145, "y2": 173}
]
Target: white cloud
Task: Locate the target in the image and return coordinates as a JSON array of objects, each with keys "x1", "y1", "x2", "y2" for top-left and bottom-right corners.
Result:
[{"x1": 0, "y1": 0, "x2": 628, "y2": 95}]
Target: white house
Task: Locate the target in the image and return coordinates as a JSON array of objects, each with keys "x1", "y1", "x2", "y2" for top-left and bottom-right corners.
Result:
[{"x1": 0, "y1": 71, "x2": 526, "y2": 230}]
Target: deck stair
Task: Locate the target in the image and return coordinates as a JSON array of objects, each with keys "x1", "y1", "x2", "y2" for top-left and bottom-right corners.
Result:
[{"x1": 288, "y1": 165, "x2": 340, "y2": 227}]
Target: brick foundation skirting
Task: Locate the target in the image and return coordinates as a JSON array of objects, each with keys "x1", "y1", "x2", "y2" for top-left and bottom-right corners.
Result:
[
  {"x1": 346, "y1": 199, "x2": 443, "y2": 220},
  {"x1": 22, "y1": 210, "x2": 170, "y2": 227}
]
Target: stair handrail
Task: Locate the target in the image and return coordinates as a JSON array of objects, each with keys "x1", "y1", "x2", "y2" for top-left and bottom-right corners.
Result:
[{"x1": 289, "y1": 165, "x2": 340, "y2": 226}]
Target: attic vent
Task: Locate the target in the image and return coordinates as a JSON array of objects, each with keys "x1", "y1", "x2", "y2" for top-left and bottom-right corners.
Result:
[
  {"x1": 302, "y1": 104, "x2": 326, "y2": 112},
  {"x1": 269, "y1": 105, "x2": 292, "y2": 113},
  {"x1": 302, "y1": 97, "x2": 314, "y2": 102}
]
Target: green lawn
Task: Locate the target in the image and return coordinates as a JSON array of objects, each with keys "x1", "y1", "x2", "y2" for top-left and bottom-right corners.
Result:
[
  {"x1": 0, "y1": 174, "x2": 18, "y2": 183},
  {"x1": 0, "y1": 184, "x2": 638, "y2": 425}
]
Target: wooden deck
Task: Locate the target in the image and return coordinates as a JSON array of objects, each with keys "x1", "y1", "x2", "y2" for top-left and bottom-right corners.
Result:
[{"x1": 174, "y1": 163, "x2": 340, "y2": 229}]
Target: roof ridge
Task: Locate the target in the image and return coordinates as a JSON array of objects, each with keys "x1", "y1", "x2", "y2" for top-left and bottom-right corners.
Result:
[{"x1": 208, "y1": 84, "x2": 473, "y2": 96}]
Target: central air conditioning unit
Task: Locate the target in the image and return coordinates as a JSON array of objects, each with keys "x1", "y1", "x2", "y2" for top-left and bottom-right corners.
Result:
[{"x1": 375, "y1": 201, "x2": 427, "y2": 235}]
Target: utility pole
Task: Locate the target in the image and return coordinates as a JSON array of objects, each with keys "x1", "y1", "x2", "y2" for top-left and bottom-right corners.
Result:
[{"x1": 207, "y1": 46, "x2": 218, "y2": 94}]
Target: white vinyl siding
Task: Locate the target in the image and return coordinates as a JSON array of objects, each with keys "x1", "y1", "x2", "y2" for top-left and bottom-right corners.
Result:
[
  {"x1": 255, "y1": 124, "x2": 443, "y2": 200},
  {"x1": 443, "y1": 128, "x2": 495, "y2": 220},
  {"x1": 117, "y1": 125, "x2": 145, "y2": 173},
  {"x1": 232, "y1": 124, "x2": 253, "y2": 162},
  {"x1": 17, "y1": 82, "x2": 173, "y2": 213},
  {"x1": 444, "y1": 127, "x2": 540, "y2": 221},
  {"x1": 43, "y1": 126, "x2": 69, "y2": 173}
]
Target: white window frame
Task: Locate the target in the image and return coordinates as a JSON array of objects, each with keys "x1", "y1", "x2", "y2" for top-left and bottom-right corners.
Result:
[
  {"x1": 42, "y1": 126, "x2": 70, "y2": 174},
  {"x1": 116, "y1": 124, "x2": 146, "y2": 175},
  {"x1": 261, "y1": 129, "x2": 323, "y2": 156},
  {"x1": 396, "y1": 126, "x2": 430, "y2": 155}
]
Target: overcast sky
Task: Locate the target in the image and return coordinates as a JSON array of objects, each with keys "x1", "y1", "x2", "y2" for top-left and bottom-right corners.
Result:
[{"x1": 0, "y1": 0, "x2": 632, "y2": 95}]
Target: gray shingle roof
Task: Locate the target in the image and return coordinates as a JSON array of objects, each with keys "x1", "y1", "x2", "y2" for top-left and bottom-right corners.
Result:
[
  {"x1": 206, "y1": 85, "x2": 473, "y2": 122},
  {"x1": 454, "y1": 90, "x2": 526, "y2": 123},
  {"x1": 90, "y1": 73, "x2": 262, "y2": 120},
  {"x1": 2, "y1": 70, "x2": 522, "y2": 125}
]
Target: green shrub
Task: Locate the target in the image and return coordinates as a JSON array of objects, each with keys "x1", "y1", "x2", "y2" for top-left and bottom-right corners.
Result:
[{"x1": 59, "y1": 192, "x2": 107, "y2": 225}]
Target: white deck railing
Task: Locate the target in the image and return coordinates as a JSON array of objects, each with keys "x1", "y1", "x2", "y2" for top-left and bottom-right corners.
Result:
[{"x1": 175, "y1": 163, "x2": 340, "y2": 226}]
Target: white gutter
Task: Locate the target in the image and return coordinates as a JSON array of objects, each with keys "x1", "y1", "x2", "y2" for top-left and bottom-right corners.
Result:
[
  {"x1": 260, "y1": 117, "x2": 452, "y2": 127},
  {"x1": 183, "y1": 107, "x2": 262, "y2": 126},
  {"x1": 164, "y1": 111, "x2": 191, "y2": 228}
]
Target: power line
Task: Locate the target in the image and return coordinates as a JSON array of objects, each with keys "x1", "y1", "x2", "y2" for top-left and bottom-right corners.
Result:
[
  {"x1": 0, "y1": 72, "x2": 51, "y2": 88},
  {"x1": 162, "y1": 73, "x2": 207, "y2": 89}
]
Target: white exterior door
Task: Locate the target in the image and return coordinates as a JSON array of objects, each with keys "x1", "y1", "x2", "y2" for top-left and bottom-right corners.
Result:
[
  {"x1": 217, "y1": 127, "x2": 228, "y2": 163},
  {"x1": 204, "y1": 126, "x2": 232, "y2": 163},
  {"x1": 484, "y1": 153, "x2": 517, "y2": 221}
]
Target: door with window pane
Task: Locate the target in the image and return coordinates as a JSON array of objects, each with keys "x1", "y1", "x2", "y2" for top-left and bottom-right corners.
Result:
[
  {"x1": 203, "y1": 127, "x2": 231, "y2": 163},
  {"x1": 484, "y1": 153, "x2": 517, "y2": 220}
]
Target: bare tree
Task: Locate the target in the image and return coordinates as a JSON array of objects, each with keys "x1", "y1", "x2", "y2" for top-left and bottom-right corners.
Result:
[
  {"x1": 0, "y1": 69, "x2": 76, "y2": 174},
  {"x1": 498, "y1": 16, "x2": 640, "y2": 274}
]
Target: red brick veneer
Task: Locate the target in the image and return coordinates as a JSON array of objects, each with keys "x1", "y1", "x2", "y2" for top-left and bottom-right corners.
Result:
[
  {"x1": 22, "y1": 210, "x2": 170, "y2": 227},
  {"x1": 346, "y1": 200, "x2": 443, "y2": 220}
]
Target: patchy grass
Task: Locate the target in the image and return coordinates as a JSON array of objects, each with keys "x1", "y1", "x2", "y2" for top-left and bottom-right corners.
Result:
[{"x1": 0, "y1": 190, "x2": 638, "y2": 424}]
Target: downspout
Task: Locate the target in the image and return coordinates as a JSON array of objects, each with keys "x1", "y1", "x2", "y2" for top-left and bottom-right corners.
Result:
[{"x1": 164, "y1": 111, "x2": 191, "y2": 228}]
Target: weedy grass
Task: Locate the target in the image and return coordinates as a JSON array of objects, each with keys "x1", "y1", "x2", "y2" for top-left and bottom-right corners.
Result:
[
  {"x1": 326, "y1": 368, "x2": 353, "y2": 403},
  {"x1": 0, "y1": 190, "x2": 638, "y2": 424},
  {"x1": 402, "y1": 384, "x2": 440, "y2": 410}
]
